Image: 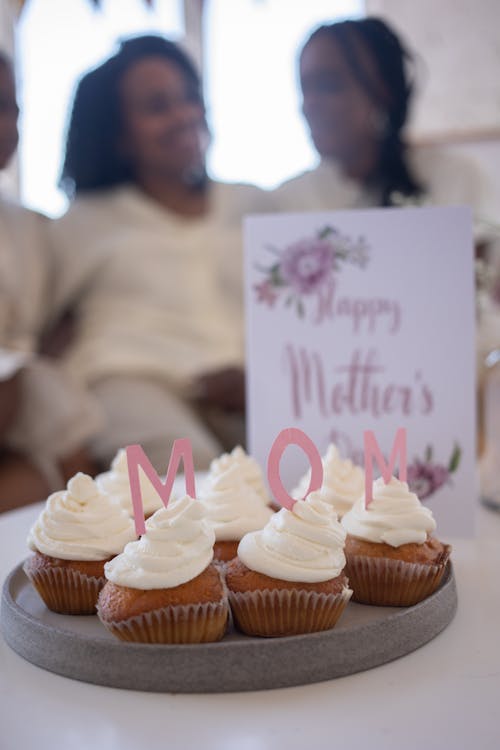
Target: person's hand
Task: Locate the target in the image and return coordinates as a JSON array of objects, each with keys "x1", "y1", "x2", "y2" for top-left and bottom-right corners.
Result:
[{"x1": 190, "y1": 366, "x2": 245, "y2": 412}]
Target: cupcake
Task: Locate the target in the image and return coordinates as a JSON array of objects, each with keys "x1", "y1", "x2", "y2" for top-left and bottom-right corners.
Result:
[
  {"x1": 206, "y1": 446, "x2": 271, "y2": 505},
  {"x1": 341, "y1": 476, "x2": 451, "y2": 606},
  {"x1": 97, "y1": 448, "x2": 164, "y2": 518},
  {"x1": 97, "y1": 495, "x2": 229, "y2": 643},
  {"x1": 293, "y1": 444, "x2": 364, "y2": 518},
  {"x1": 226, "y1": 492, "x2": 352, "y2": 637},
  {"x1": 199, "y1": 463, "x2": 274, "y2": 563},
  {"x1": 24, "y1": 473, "x2": 136, "y2": 615}
]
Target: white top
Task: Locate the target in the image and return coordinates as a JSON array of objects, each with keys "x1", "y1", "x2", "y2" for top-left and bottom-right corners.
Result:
[
  {"x1": 274, "y1": 147, "x2": 498, "y2": 238},
  {"x1": 0, "y1": 198, "x2": 101, "y2": 470},
  {"x1": 0, "y1": 198, "x2": 49, "y2": 360},
  {"x1": 47, "y1": 181, "x2": 268, "y2": 387},
  {"x1": 0, "y1": 499, "x2": 499, "y2": 749}
]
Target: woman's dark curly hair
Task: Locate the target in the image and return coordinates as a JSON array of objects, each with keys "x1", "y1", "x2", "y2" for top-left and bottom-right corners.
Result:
[
  {"x1": 304, "y1": 17, "x2": 423, "y2": 206},
  {"x1": 60, "y1": 35, "x2": 203, "y2": 197},
  {"x1": 0, "y1": 51, "x2": 12, "y2": 68}
]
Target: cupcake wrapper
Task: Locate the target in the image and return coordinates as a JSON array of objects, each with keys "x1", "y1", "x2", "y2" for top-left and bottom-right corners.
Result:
[
  {"x1": 23, "y1": 562, "x2": 105, "y2": 615},
  {"x1": 228, "y1": 586, "x2": 352, "y2": 638},
  {"x1": 345, "y1": 555, "x2": 449, "y2": 606},
  {"x1": 97, "y1": 598, "x2": 229, "y2": 644}
]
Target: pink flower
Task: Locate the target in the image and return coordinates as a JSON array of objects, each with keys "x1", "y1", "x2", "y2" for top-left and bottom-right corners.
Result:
[
  {"x1": 407, "y1": 461, "x2": 450, "y2": 500},
  {"x1": 280, "y1": 238, "x2": 334, "y2": 295},
  {"x1": 254, "y1": 280, "x2": 278, "y2": 307}
]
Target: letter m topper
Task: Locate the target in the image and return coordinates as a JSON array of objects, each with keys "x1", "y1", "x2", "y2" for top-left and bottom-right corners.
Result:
[
  {"x1": 126, "y1": 439, "x2": 195, "y2": 535},
  {"x1": 364, "y1": 428, "x2": 407, "y2": 507}
]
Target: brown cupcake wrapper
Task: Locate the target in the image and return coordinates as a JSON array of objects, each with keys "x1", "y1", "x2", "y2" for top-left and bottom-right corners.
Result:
[
  {"x1": 97, "y1": 598, "x2": 229, "y2": 644},
  {"x1": 228, "y1": 586, "x2": 352, "y2": 638},
  {"x1": 345, "y1": 555, "x2": 450, "y2": 606},
  {"x1": 23, "y1": 561, "x2": 105, "y2": 615}
]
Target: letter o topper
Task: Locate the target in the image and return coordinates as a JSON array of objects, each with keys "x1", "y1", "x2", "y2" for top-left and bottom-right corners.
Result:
[{"x1": 267, "y1": 428, "x2": 323, "y2": 510}]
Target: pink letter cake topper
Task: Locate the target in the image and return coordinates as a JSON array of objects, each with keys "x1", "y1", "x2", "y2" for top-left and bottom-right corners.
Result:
[
  {"x1": 126, "y1": 438, "x2": 196, "y2": 535},
  {"x1": 267, "y1": 427, "x2": 323, "y2": 510},
  {"x1": 364, "y1": 427, "x2": 407, "y2": 507}
]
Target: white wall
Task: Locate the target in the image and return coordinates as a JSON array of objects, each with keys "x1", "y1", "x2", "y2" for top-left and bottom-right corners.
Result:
[
  {"x1": 0, "y1": 0, "x2": 15, "y2": 55},
  {"x1": 365, "y1": 0, "x2": 500, "y2": 223},
  {"x1": 366, "y1": 0, "x2": 500, "y2": 137}
]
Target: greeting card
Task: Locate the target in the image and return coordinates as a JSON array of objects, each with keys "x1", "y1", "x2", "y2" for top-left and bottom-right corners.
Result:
[{"x1": 244, "y1": 207, "x2": 476, "y2": 535}]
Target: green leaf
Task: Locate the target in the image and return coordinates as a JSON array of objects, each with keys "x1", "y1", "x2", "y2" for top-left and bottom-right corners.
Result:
[
  {"x1": 448, "y1": 443, "x2": 461, "y2": 473},
  {"x1": 424, "y1": 445, "x2": 433, "y2": 462},
  {"x1": 297, "y1": 299, "x2": 305, "y2": 318},
  {"x1": 270, "y1": 263, "x2": 285, "y2": 287},
  {"x1": 318, "y1": 225, "x2": 334, "y2": 239},
  {"x1": 285, "y1": 295, "x2": 294, "y2": 307}
]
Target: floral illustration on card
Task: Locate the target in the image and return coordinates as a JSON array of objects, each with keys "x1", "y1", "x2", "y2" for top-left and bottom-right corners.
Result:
[
  {"x1": 407, "y1": 443, "x2": 461, "y2": 500},
  {"x1": 253, "y1": 225, "x2": 369, "y2": 320}
]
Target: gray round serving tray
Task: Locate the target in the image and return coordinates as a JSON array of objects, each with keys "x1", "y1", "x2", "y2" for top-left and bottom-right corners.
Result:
[{"x1": 1, "y1": 561, "x2": 457, "y2": 693}]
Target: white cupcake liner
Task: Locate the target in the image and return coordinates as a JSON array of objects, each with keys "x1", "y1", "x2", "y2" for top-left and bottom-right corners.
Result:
[
  {"x1": 218, "y1": 564, "x2": 234, "y2": 630},
  {"x1": 23, "y1": 561, "x2": 105, "y2": 615},
  {"x1": 345, "y1": 554, "x2": 450, "y2": 606},
  {"x1": 228, "y1": 586, "x2": 352, "y2": 637},
  {"x1": 97, "y1": 597, "x2": 229, "y2": 644}
]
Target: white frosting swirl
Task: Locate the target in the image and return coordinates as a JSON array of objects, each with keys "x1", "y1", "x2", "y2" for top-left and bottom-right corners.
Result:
[
  {"x1": 28, "y1": 473, "x2": 136, "y2": 561},
  {"x1": 341, "y1": 476, "x2": 437, "y2": 547},
  {"x1": 104, "y1": 495, "x2": 215, "y2": 589},
  {"x1": 293, "y1": 444, "x2": 364, "y2": 517},
  {"x1": 199, "y1": 463, "x2": 273, "y2": 541},
  {"x1": 237, "y1": 491, "x2": 347, "y2": 583},
  {"x1": 207, "y1": 446, "x2": 270, "y2": 505},
  {"x1": 97, "y1": 449, "x2": 164, "y2": 517}
]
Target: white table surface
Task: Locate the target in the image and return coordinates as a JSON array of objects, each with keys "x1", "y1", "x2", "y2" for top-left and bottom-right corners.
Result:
[{"x1": 1, "y1": 501, "x2": 499, "y2": 750}]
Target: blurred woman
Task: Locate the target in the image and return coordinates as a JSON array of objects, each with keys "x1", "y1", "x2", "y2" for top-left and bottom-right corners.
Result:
[
  {"x1": 49, "y1": 36, "x2": 267, "y2": 471},
  {"x1": 275, "y1": 17, "x2": 496, "y2": 227},
  {"x1": 0, "y1": 53, "x2": 100, "y2": 511}
]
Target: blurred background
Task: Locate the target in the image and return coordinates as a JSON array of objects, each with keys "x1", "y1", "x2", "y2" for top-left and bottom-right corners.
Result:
[{"x1": 1, "y1": 0, "x2": 499, "y2": 218}]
